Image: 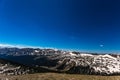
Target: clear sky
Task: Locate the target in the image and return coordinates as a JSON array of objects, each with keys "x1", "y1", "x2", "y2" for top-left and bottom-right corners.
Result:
[{"x1": 0, "y1": 0, "x2": 120, "y2": 53}]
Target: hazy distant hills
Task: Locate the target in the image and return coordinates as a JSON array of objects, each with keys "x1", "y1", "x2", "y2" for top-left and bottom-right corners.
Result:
[{"x1": 0, "y1": 47, "x2": 120, "y2": 75}]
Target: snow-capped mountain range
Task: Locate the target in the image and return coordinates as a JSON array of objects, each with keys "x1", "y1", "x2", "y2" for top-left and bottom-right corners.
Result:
[{"x1": 0, "y1": 44, "x2": 119, "y2": 75}]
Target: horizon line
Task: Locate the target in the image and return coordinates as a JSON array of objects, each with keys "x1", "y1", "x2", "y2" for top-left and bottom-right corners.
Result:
[{"x1": 0, "y1": 43, "x2": 119, "y2": 54}]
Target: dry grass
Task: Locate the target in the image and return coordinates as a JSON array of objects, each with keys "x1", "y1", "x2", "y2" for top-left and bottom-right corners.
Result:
[{"x1": 1, "y1": 73, "x2": 120, "y2": 80}]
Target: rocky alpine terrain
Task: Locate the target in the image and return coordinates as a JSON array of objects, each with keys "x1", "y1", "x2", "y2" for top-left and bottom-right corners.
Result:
[{"x1": 0, "y1": 46, "x2": 119, "y2": 75}]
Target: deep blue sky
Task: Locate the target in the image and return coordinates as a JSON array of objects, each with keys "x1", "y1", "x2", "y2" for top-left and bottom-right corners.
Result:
[{"x1": 0, "y1": 0, "x2": 120, "y2": 52}]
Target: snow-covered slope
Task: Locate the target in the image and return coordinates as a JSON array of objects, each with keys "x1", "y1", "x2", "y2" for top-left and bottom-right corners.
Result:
[{"x1": 92, "y1": 54, "x2": 120, "y2": 75}]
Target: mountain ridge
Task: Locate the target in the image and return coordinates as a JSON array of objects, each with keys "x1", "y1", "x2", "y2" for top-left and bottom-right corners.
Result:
[{"x1": 0, "y1": 47, "x2": 119, "y2": 75}]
